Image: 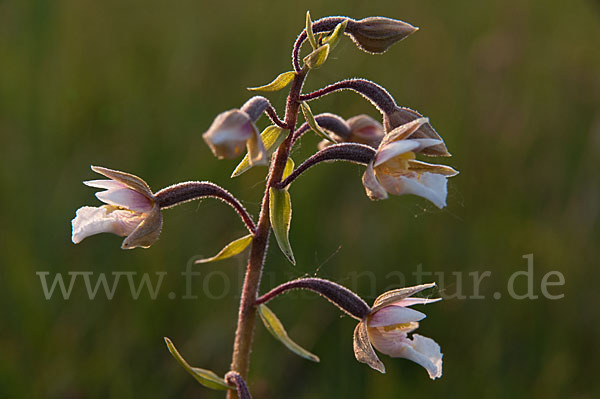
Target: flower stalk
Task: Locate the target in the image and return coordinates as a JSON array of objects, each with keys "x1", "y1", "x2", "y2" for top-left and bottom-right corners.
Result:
[{"x1": 227, "y1": 67, "x2": 309, "y2": 398}]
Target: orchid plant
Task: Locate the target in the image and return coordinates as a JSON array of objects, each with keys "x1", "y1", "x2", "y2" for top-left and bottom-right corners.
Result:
[{"x1": 71, "y1": 13, "x2": 457, "y2": 398}]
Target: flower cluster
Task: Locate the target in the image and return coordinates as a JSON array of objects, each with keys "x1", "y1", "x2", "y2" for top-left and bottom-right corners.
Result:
[{"x1": 70, "y1": 12, "x2": 459, "y2": 398}]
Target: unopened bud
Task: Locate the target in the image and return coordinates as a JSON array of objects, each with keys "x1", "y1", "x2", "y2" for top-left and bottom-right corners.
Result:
[
  {"x1": 348, "y1": 17, "x2": 418, "y2": 54},
  {"x1": 203, "y1": 109, "x2": 266, "y2": 163},
  {"x1": 347, "y1": 114, "x2": 385, "y2": 148}
]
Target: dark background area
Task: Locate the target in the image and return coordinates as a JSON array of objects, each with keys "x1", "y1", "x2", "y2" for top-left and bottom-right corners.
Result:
[{"x1": 1, "y1": 0, "x2": 599, "y2": 397}]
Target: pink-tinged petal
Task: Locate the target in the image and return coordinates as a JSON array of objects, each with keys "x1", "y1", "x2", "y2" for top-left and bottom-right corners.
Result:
[
  {"x1": 83, "y1": 180, "x2": 127, "y2": 190},
  {"x1": 374, "y1": 140, "x2": 420, "y2": 167},
  {"x1": 407, "y1": 160, "x2": 459, "y2": 177},
  {"x1": 380, "y1": 117, "x2": 430, "y2": 147},
  {"x1": 372, "y1": 283, "x2": 437, "y2": 309},
  {"x1": 91, "y1": 166, "x2": 154, "y2": 199},
  {"x1": 95, "y1": 188, "x2": 154, "y2": 212},
  {"x1": 386, "y1": 297, "x2": 442, "y2": 308},
  {"x1": 353, "y1": 321, "x2": 386, "y2": 373},
  {"x1": 368, "y1": 306, "x2": 426, "y2": 327},
  {"x1": 367, "y1": 329, "x2": 442, "y2": 380},
  {"x1": 362, "y1": 162, "x2": 388, "y2": 200},
  {"x1": 383, "y1": 107, "x2": 450, "y2": 157},
  {"x1": 410, "y1": 138, "x2": 445, "y2": 153},
  {"x1": 377, "y1": 171, "x2": 448, "y2": 209},
  {"x1": 71, "y1": 206, "x2": 143, "y2": 244}
]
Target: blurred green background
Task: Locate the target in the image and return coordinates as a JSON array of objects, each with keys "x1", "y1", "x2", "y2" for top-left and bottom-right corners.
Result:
[{"x1": 1, "y1": 0, "x2": 599, "y2": 397}]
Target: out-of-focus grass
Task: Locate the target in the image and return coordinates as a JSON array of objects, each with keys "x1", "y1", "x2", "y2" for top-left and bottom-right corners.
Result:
[{"x1": 1, "y1": 0, "x2": 599, "y2": 397}]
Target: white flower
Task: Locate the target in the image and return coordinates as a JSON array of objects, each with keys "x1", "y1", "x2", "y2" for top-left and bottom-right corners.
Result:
[
  {"x1": 353, "y1": 283, "x2": 443, "y2": 379},
  {"x1": 362, "y1": 117, "x2": 458, "y2": 208},
  {"x1": 71, "y1": 166, "x2": 162, "y2": 249}
]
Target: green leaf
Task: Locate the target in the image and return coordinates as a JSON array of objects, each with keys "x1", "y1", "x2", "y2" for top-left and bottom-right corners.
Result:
[
  {"x1": 283, "y1": 158, "x2": 294, "y2": 180},
  {"x1": 231, "y1": 126, "x2": 286, "y2": 177},
  {"x1": 306, "y1": 11, "x2": 318, "y2": 50},
  {"x1": 164, "y1": 337, "x2": 231, "y2": 390},
  {"x1": 194, "y1": 234, "x2": 253, "y2": 264},
  {"x1": 269, "y1": 187, "x2": 295, "y2": 264},
  {"x1": 258, "y1": 304, "x2": 320, "y2": 362},
  {"x1": 322, "y1": 19, "x2": 348, "y2": 50},
  {"x1": 303, "y1": 44, "x2": 330, "y2": 69},
  {"x1": 300, "y1": 102, "x2": 337, "y2": 143},
  {"x1": 248, "y1": 71, "x2": 296, "y2": 92}
]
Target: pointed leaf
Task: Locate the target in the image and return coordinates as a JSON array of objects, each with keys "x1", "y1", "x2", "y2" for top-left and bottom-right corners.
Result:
[
  {"x1": 303, "y1": 44, "x2": 330, "y2": 69},
  {"x1": 194, "y1": 234, "x2": 253, "y2": 264},
  {"x1": 258, "y1": 304, "x2": 320, "y2": 362},
  {"x1": 269, "y1": 187, "x2": 295, "y2": 264},
  {"x1": 283, "y1": 158, "x2": 294, "y2": 180},
  {"x1": 164, "y1": 337, "x2": 231, "y2": 390},
  {"x1": 306, "y1": 11, "x2": 318, "y2": 50},
  {"x1": 231, "y1": 126, "x2": 286, "y2": 177},
  {"x1": 300, "y1": 102, "x2": 337, "y2": 143},
  {"x1": 248, "y1": 71, "x2": 296, "y2": 92},
  {"x1": 322, "y1": 19, "x2": 348, "y2": 50}
]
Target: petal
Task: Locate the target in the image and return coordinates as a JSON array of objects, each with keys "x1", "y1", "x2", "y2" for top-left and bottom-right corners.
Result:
[
  {"x1": 400, "y1": 334, "x2": 443, "y2": 380},
  {"x1": 386, "y1": 297, "x2": 443, "y2": 308},
  {"x1": 362, "y1": 162, "x2": 388, "y2": 200},
  {"x1": 374, "y1": 140, "x2": 420, "y2": 167},
  {"x1": 71, "y1": 206, "x2": 143, "y2": 244},
  {"x1": 368, "y1": 306, "x2": 426, "y2": 327},
  {"x1": 367, "y1": 324, "x2": 411, "y2": 355},
  {"x1": 95, "y1": 187, "x2": 154, "y2": 212},
  {"x1": 383, "y1": 108, "x2": 450, "y2": 157},
  {"x1": 408, "y1": 160, "x2": 459, "y2": 177},
  {"x1": 372, "y1": 283, "x2": 437, "y2": 309},
  {"x1": 353, "y1": 321, "x2": 386, "y2": 373},
  {"x1": 246, "y1": 124, "x2": 268, "y2": 166},
  {"x1": 376, "y1": 172, "x2": 448, "y2": 209},
  {"x1": 380, "y1": 117, "x2": 429, "y2": 147},
  {"x1": 91, "y1": 166, "x2": 154, "y2": 199},
  {"x1": 83, "y1": 180, "x2": 127, "y2": 190},
  {"x1": 121, "y1": 205, "x2": 163, "y2": 249},
  {"x1": 368, "y1": 329, "x2": 442, "y2": 379}
]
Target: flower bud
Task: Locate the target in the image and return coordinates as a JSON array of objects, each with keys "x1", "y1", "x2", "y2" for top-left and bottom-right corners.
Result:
[
  {"x1": 348, "y1": 17, "x2": 418, "y2": 54},
  {"x1": 203, "y1": 109, "x2": 258, "y2": 160},
  {"x1": 347, "y1": 114, "x2": 385, "y2": 148}
]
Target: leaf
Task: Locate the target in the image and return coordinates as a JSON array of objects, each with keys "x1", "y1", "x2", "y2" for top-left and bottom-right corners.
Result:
[
  {"x1": 305, "y1": 11, "x2": 318, "y2": 50},
  {"x1": 164, "y1": 337, "x2": 231, "y2": 390},
  {"x1": 231, "y1": 126, "x2": 286, "y2": 177},
  {"x1": 303, "y1": 44, "x2": 330, "y2": 69},
  {"x1": 283, "y1": 158, "x2": 294, "y2": 180},
  {"x1": 258, "y1": 304, "x2": 320, "y2": 362},
  {"x1": 269, "y1": 187, "x2": 295, "y2": 264},
  {"x1": 322, "y1": 19, "x2": 348, "y2": 50},
  {"x1": 194, "y1": 234, "x2": 253, "y2": 264},
  {"x1": 248, "y1": 71, "x2": 296, "y2": 92},
  {"x1": 300, "y1": 102, "x2": 337, "y2": 143}
]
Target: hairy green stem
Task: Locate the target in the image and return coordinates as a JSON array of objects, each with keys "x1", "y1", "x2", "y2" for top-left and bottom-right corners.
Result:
[{"x1": 227, "y1": 67, "x2": 308, "y2": 399}]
